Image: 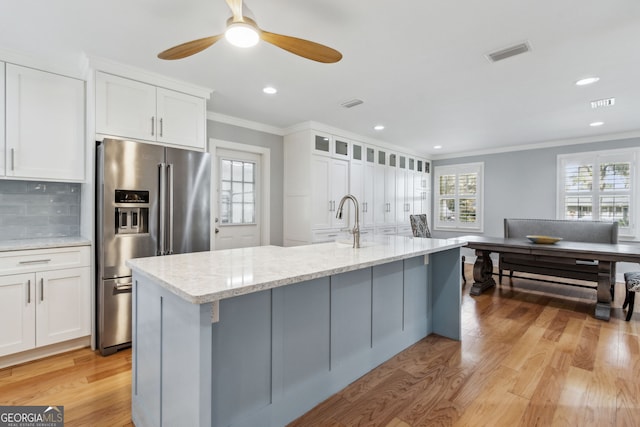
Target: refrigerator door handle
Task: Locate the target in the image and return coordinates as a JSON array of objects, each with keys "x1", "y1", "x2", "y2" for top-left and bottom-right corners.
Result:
[
  {"x1": 167, "y1": 163, "x2": 174, "y2": 255},
  {"x1": 158, "y1": 163, "x2": 167, "y2": 255}
]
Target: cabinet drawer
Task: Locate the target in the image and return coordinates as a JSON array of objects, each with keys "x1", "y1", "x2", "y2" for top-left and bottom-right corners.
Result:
[
  {"x1": 311, "y1": 229, "x2": 348, "y2": 243},
  {"x1": 376, "y1": 226, "x2": 397, "y2": 236},
  {"x1": 0, "y1": 246, "x2": 90, "y2": 275}
]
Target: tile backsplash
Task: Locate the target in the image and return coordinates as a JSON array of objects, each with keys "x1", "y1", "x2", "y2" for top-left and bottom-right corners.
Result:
[{"x1": 0, "y1": 180, "x2": 81, "y2": 241}]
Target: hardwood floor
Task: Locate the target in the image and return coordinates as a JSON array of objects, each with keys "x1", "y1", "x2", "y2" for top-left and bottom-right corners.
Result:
[
  {"x1": 1, "y1": 265, "x2": 638, "y2": 426},
  {"x1": 290, "y1": 267, "x2": 640, "y2": 426},
  {"x1": 0, "y1": 346, "x2": 133, "y2": 426}
]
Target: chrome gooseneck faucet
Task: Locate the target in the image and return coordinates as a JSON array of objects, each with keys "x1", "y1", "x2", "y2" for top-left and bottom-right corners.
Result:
[{"x1": 336, "y1": 194, "x2": 360, "y2": 248}]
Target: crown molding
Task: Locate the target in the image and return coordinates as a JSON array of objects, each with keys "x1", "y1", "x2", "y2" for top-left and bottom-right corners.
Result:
[
  {"x1": 85, "y1": 54, "x2": 213, "y2": 99},
  {"x1": 0, "y1": 47, "x2": 85, "y2": 80},
  {"x1": 430, "y1": 130, "x2": 640, "y2": 160},
  {"x1": 207, "y1": 112, "x2": 286, "y2": 136}
]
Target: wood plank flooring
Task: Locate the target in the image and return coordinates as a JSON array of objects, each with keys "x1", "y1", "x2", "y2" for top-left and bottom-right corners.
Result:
[
  {"x1": 290, "y1": 268, "x2": 640, "y2": 426},
  {"x1": 0, "y1": 265, "x2": 638, "y2": 426}
]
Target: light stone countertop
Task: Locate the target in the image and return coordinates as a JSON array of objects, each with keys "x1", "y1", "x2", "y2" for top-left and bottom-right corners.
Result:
[
  {"x1": 126, "y1": 235, "x2": 467, "y2": 305},
  {"x1": 0, "y1": 236, "x2": 91, "y2": 252}
]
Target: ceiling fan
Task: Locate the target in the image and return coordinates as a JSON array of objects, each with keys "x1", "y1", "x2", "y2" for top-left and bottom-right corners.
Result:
[{"x1": 157, "y1": 0, "x2": 342, "y2": 63}]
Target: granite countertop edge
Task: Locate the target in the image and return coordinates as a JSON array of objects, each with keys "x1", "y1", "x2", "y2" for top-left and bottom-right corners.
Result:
[
  {"x1": 0, "y1": 237, "x2": 92, "y2": 252},
  {"x1": 127, "y1": 236, "x2": 467, "y2": 305}
]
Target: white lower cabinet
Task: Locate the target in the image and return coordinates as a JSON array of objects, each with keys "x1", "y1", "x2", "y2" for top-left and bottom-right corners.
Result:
[
  {"x1": 0, "y1": 273, "x2": 35, "y2": 356},
  {"x1": 0, "y1": 246, "x2": 90, "y2": 358},
  {"x1": 36, "y1": 267, "x2": 91, "y2": 347}
]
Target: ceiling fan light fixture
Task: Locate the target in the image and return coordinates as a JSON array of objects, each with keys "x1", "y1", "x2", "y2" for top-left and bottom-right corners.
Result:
[{"x1": 225, "y1": 22, "x2": 259, "y2": 48}]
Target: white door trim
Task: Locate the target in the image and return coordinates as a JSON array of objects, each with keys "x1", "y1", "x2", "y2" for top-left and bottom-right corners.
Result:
[{"x1": 209, "y1": 138, "x2": 271, "y2": 249}]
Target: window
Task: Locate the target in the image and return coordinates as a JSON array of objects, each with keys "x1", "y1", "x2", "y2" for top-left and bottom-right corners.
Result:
[
  {"x1": 220, "y1": 159, "x2": 256, "y2": 224},
  {"x1": 558, "y1": 149, "x2": 637, "y2": 237},
  {"x1": 434, "y1": 162, "x2": 484, "y2": 231}
]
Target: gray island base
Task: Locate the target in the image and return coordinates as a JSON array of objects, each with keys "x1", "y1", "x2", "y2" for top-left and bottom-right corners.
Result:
[{"x1": 127, "y1": 236, "x2": 465, "y2": 427}]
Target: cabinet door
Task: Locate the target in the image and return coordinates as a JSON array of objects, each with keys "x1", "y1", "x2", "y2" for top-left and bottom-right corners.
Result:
[
  {"x1": 5, "y1": 64, "x2": 85, "y2": 181},
  {"x1": 362, "y1": 163, "x2": 375, "y2": 227},
  {"x1": 396, "y1": 169, "x2": 407, "y2": 224},
  {"x1": 95, "y1": 72, "x2": 156, "y2": 141},
  {"x1": 156, "y1": 88, "x2": 205, "y2": 150},
  {"x1": 350, "y1": 161, "x2": 364, "y2": 224},
  {"x1": 330, "y1": 159, "x2": 349, "y2": 228},
  {"x1": 373, "y1": 165, "x2": 387, "y2": 227},
  {"x1": 312, "y1": 133, "x2": 332, "y2": 156},
  {"x1": 36, "y1": 267, "x2": 90, "y2": 347},
  {"x1": 310, "y1": 156, "x2": 332, "y2": 229},
  {"x1": 384, "y1": 167, "x2": 396, "y2": 225},
  {"x1": 0, "y1": 62, "x2": 4, "y2": 176},
  {"x1": 0, "y1": 273, "x2": 35, "y2": 357}
]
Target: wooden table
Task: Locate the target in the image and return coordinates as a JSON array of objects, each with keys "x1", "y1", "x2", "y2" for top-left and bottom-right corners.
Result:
[{"x1": 461, "y1": 235, "x2": 640, "y2": 320}]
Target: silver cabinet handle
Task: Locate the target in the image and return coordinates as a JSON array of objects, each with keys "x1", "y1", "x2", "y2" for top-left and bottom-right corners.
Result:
[
  {"x1": 40, "y1": 277, "x2": 44, "y2": 302},
  {"x1": 328, "y1": 201, "x2": 332, "y2": 212},
  {"x1": 19, "y1": 259, "x2": 51, "y2": 265},
  {"x1": 10, "y1": 148, "x2": 15, "y2": 171},
  {"x1": 167, "y1": 163, "x2": 174, "y2": 255},
  {"x1": 151, "y1": 117, "x2": 155, "y2": 136},
  {"x1": 27, "y1": 279, "x2": 31, "y2": 304},
  {"x1": 159, "y1": 118, "x2": 163, "y2": 137}
]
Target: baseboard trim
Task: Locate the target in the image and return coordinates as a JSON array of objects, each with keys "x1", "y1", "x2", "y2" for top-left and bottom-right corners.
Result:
[{"x1": 0, "y1": 336, "x2": 91, "y2": 369}]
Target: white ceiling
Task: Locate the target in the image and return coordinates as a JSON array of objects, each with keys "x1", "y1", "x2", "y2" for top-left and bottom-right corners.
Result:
[{"x1": 1, "y1": 0, "x2": 640, "y2": 157}]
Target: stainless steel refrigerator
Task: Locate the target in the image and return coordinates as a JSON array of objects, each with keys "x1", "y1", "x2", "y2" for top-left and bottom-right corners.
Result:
[{"x1": 96, "y1": 138, "x2": 211, "y2": 355}]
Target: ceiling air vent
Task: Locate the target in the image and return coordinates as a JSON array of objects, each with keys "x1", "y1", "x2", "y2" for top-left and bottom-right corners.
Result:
[
  {"x1": 341, "y1": 98, "x2": 364, "y2": 108},
  {"x1": 486, "y1": 42, "x2": 531, "y2": 63},
  {"x1": 591, "y1": 98, "x2": 615, "y2": 109}
]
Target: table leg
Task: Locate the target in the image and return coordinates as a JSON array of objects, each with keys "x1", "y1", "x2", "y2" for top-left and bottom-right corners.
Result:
[
  {"x1": 470, "y1": 249, "x2": 496, "y2": 296},
  {"x1": 594, "y1": 261, "x2": 612, "y2": 321}
]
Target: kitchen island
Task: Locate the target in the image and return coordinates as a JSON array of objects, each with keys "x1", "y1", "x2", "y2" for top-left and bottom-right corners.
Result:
[{"x1": 126, "y1": 235, "x2": 466, "y2": 427}]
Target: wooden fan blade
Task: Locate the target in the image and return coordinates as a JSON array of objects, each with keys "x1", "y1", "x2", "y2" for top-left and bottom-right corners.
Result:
[
  {"x1": 158, "y1": 34, "x2": 224, "y2": 60},
  {"x1": 261, "y1": 31, "x2": 342, "y2": 63},
  {"x1": 225, "y1": 0, "x2": 244, "y2": 22}
]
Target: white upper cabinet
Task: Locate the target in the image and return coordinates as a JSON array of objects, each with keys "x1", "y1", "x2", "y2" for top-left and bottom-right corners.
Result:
[
  {"x1": 0, "y1": 63, "x2": 4, "y2": 177},
  {"x1": 96, "y1": 72, "x2": 206, "y2": 150},
  {"x1": 284, "y1": 125, "x2": 432, "y2": 245},
  {"x1": 95, "y1": 73, "x2": 156, "y2": 142},
  {"x1": 4, "y1": 64, "x2": 85, "y2": 181},
  {"x1": 155, "y1": 88, "x2": 205, "y2": 148}
]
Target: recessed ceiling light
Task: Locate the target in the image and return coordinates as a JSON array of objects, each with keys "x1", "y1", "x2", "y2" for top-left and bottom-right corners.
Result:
[
  {"x1": 590, "y1": 121, "x2": 604, "y2": 127},
  {"x1": 433, "y1": 145, "x2": 443, "y2": 150},
  {"x1": 263, "y1": 86, "x2": 277, "y2": 95},
  {"x1": 576, "y1": 77, "x2": 600, "y2": 86},
  {"x1": 374, "y1": 125, "x2": 385, "y2": 131}
]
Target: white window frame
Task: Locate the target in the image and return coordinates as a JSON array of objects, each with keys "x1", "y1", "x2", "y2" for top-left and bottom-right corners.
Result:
[
  {"x1": 557, "y1": 148, "x2": 638, "y2": 240},
  {"x1": 434, "y1": 162, "x2": 484, "y2": 232}
]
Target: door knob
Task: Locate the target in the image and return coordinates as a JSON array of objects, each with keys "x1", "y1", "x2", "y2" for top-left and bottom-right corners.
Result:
[{"x1": 215, "y1": 228, "x2": 220, "y2": 234}]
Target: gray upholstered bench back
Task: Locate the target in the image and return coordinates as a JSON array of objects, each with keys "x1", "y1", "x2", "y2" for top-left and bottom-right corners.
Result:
[{"x1": 504, "y1": 218, "x2": 618, "y2": 244}]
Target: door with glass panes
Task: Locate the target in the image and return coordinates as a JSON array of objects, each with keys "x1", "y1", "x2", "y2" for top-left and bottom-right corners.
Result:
[{"x1": 215, "y1": 148, "x2": 262, "y2": 249}]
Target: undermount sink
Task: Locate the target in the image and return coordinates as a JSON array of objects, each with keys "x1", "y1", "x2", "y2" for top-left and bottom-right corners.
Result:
[{"x1": 335, "y1": 240, "x2": 376, "y2": 248}]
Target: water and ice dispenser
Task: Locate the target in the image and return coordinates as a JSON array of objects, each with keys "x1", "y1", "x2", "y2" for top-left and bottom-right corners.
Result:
[{"x1": 114, "y1": 190, "x2": 149, "y2": 234}]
